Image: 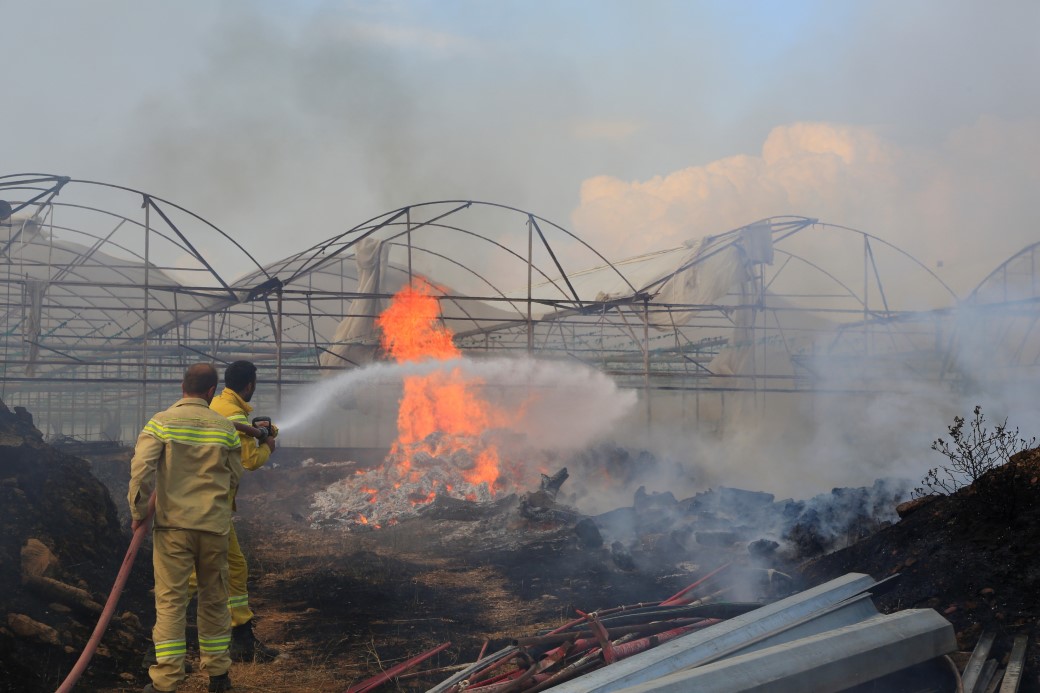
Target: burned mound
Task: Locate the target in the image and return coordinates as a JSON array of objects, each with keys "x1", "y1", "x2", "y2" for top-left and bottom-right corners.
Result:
[
  {"x1": 0, "y1": 400, "x2": 149, "y2": 692},
  {"x1": 801, "y1": 446, "x2": 1040, "y2": 689}
]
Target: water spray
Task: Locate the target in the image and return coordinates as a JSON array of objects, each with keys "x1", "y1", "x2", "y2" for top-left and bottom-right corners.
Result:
[
  {"x1": 274, "y1": 356, "x2": 637, "y2": 444},
  {"x1": 274, "y1": 358, "x2": 466, "y2": 434}
]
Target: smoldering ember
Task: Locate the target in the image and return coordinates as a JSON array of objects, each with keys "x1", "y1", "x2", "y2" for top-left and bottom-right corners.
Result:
[{"x1": 4, "y1": 173, "x2": 1040, "y2": 693}]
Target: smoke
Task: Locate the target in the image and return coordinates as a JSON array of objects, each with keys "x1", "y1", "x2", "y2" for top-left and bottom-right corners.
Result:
[
  {"x1": 567, "y1": 321, "x2": 1040, "y2": 520},
  {"x1": 571, "y1": 119, "x2": 1040, "y2": 297},
  {"x1": 553, "y1": 114, "x2": 1040, "y2": 514},
  {"x1": 109, "y1": 3, "x2": 607, "y2": 273},
  {"x1": 6, "y1": 1, "x2": 1039, "y2": 533}
]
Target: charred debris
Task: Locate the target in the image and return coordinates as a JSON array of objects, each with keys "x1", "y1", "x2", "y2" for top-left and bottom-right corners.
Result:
[
  {"x1": 4, "y1": 402, "x2": 1040, "y2": 690},
  {"x1": 0, "y1": 400, "x2": 151, "y2": 692}
]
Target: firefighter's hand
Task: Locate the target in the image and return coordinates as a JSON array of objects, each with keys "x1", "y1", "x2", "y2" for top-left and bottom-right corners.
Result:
[
  {"x1": 264, "y1": 437, "x2": 276, "y2": 453},
  {"x1": 131, "y1": 518, "x2": 143, "y2": 532}
]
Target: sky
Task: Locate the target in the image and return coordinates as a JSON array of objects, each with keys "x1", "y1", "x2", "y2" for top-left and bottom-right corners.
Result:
[{"x1": 4, "y1": 0, "x2": 1040, "y2": 294}]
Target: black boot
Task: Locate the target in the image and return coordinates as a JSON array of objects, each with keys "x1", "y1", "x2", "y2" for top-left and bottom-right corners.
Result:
[
  {"x1": 208, "y1": 672, "x2": 233, "y2": 692},
  {"x1": 229, "y1": 620, "x2": 280, "y2": 663}
]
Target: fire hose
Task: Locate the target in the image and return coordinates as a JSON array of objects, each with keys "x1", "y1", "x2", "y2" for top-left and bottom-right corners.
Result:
[
  {"x1": 55, "y1": 491, "x2": 156, "y2": 693},
  {"x1": 345, "y1": 642, "x2": 452, "y2": 693},
  {"x1": 54, "y1": 420, "x2": 270, "y2": 692},
  {"x1": 418, "y1": 563, "x2": 740, "y2": 693}
]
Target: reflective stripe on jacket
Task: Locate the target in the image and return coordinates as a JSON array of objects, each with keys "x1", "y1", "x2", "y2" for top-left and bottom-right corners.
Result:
[{"x1": 128, "y1": 397, "x2": 243, "y2": 535}]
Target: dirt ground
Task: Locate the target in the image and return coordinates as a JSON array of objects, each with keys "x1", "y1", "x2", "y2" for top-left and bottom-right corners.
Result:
[
  {"x1": 11, "y1": 416, "x2": 1040, "y2": 692},
  {"x1": 113, "y1": 446, "x2": 1040, "y2": 693},
  {"x1": 84, "y1": 452, "x2": 730, "y2": 693}
]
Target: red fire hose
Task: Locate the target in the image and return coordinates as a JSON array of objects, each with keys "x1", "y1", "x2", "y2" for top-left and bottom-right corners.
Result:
[
  {"x1": 55, "y1": 491, "x2": 156, "y2": 693},
  {"x1": 660, "y1": 561, "x2": 731, "y2": 606},
  {"x1": 343, "y1": 641, "x2": 451, "y2": 693}
]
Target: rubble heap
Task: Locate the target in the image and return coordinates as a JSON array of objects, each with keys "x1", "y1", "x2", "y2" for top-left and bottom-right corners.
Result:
[{"x1": 0, "y1": 400, "x2": 148, "y2": 692}]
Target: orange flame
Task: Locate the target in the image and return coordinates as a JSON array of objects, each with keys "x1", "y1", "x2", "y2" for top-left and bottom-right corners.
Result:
[
  {"x1": 378, "y1": 279, "x2": 505, "y2": 497},
  {"x1": 379, "y1": 279, "x2": 458, "y2": 362}
]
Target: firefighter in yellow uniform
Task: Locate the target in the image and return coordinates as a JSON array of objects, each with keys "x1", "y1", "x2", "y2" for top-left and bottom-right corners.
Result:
[
  {"x1": 209, "y1": 360, "x2": 280, "y2": 661},
  {"x1": 129, "y1": 363, "x2": 242, "y2": 693}
]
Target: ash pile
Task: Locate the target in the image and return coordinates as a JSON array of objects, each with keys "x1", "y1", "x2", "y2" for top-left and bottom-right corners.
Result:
[
  {"x1": 592, "y1": 477, "x2": 911, "y2": 571},
  {"x1": 307, "y1": 440, "x2": 911, "y2": 610}
]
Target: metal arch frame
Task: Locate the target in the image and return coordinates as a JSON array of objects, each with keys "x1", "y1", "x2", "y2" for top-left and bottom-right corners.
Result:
[
  {"x1": 242, "y1": 202, "x2": 642, "y2": 372},
  {"x1": 941, "y1": 242, "x2": 1040, "y2": 374},
  {"x1": 0, "y1": 174, "x2": 276, "y2": 433},
  {"x1": 2, "y1": 215, "x2": 211, "y2": 342},
  {"x1": 460, "y1": 216, "x2": 960, "y2": 390},
  {"x1": 221, "y1": 205, "x2": 612, "y2": 359},
  {"x1": 0, "y1": 177, "x2": 269, "y2": 366},
  {"x1": 762, "y1": 222, "x2": 956, "y2": 362},
  {"x1": 0, "y1": 174, "x2": 269, "y2": 285},
  {"x1": 0, "y1": 198, "x2": 963, "y2": 373},
  {"x1": 221, "y1": 213, "x2": 595, "y2": 368},
  {"x1": 639, "y1": 216, "x2": 817, "y2": 295},
  {"x1": 280, "y1": 200, "x2": 638, "y2": 297},
  {"x1": 819, "y1": 221, "x2": 957, "y2": 302},
  {"x1": 0, "y1": 179, "x2": 262, "y2": 353},
  {"x1": 0, "y1": 202, "x2": 960, "y2": 366},
  {"x1": 261, "y1": 218, "x2": 582, "y2": 318},
  {"x1": 966, "y1": 241, "x2": 1040, "y2": 304},
  {"x1": 641, "y1": 216, "x2": 957, "y2": 303},
  {"x1": 0, "y1": 173, "x2": 1027, "y2": 442}
]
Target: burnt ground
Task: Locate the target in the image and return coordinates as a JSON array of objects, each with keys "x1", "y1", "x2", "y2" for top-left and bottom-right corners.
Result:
[
  {"x1": 66, "y1": 447, "x2": 793, "y2": 693},
  {"x1": 212, "y1": 464, "x2": 755, "y2": 692},
  {"x1": 803, "y1": 447, "x2": 1040, "y2": 691},
  {"x1": 0, "y1": 404, "x2": 153, "y2": 693},
  {"x1": 8, "y1": 409, "x2": 1040, "y2": 691}
]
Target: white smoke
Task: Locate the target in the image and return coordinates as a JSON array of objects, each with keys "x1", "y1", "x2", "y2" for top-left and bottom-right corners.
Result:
[
  {"x1": 551, "y1": 117, "x2": 1040, "y2": 509},
  {"x1": 571, "y1": 119, "x2": 1040, "y2": 297}
]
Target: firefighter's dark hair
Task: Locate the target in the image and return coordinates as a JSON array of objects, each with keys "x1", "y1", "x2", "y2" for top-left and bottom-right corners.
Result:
[
  {"x1": 182, "y1": 363, "x2": 218, "y2": 396},
  {"x1": 225, "y1": 360, "x2": 258, "y2": 393}
]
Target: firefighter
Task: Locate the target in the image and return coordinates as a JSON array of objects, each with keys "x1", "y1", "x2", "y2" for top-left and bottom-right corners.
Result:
[
  {"x1": 129, "y1": 363, "x2": 242, "y2": 693},
  {"x1": 210, "y1": 359, "x2": 281, "y2": 662}
]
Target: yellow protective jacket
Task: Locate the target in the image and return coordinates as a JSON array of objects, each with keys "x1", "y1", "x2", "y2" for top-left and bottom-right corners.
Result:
[
  {"x1": 128, "y1": 397, "x2": 243, "y2": 535},
  {"x1": 210, "y1": 388, "x2": 273, "y2": 472}
]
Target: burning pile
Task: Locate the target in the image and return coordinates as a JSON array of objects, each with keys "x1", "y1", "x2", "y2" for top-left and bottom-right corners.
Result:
[{"x1": 312, "y1": 279, "x2": 536, "y2": 528}]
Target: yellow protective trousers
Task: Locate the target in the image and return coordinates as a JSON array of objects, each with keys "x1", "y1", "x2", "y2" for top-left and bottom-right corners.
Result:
[
  {"x1": 226, "y1": 521, "x2": 254, "y2": 627},
  {"x1": 151, "y1": 529, "x2": 232, "y2": 691},
  {"x1": 189, "y1": 521, "x2": 254, "y2": 627}
]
